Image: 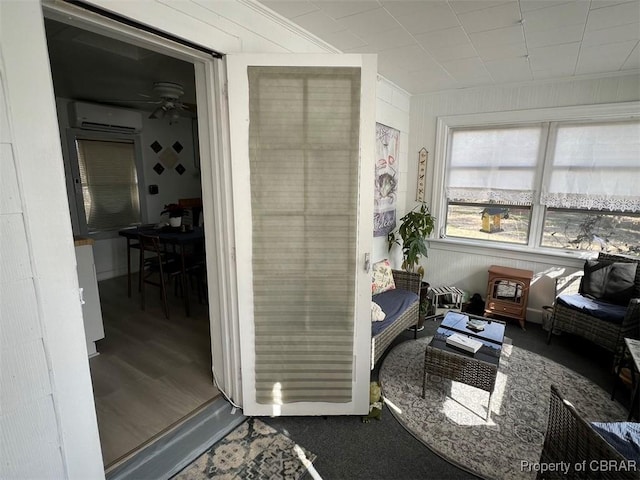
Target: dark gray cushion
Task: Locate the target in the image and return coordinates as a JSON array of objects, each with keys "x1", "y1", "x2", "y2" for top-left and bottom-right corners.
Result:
[
  {"x1": 557, "y1": 294, "x2": 627, "y2": 324},
  {"x1": 581, "y1": 260, "x2": 637, "y2": 306},
  {"x1": 371, "y1": 288, "x2": 419, "y2": 336}
]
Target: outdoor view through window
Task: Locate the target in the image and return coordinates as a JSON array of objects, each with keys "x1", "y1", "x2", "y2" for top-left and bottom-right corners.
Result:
[{"x1": 444, "y1": 120, "x2": 640, "y2": 256}]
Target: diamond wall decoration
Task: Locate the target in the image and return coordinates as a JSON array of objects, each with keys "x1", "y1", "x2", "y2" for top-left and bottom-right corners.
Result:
[
  {"x1": 153, "y1": 162, "x2": 165, "y2": 175},
  {"x1": 175, "y1": 164, "x2": 186, "y2": 175},
  {"x1": 150, "y1": 141, "x2": 163, "y2": 153},
  {"x1": 172, "y1": 141, "x2": 184, "y2": 154}
]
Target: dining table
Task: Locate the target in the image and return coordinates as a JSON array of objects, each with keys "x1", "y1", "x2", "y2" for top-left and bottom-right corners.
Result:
[{"x1": 119, "y1": 225, "x2": 205, "y2": 317}]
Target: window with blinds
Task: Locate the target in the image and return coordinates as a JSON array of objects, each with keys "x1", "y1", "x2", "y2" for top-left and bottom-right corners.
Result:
[
  {"x1": 248, "y1": 66, "x2": 360, "y2": 404},
  {"x1": 447, "y1": 126, "x2": 541, "y2": 204},
  {"x1": 445, "y1": 126, "x2": 542, "y2": 244},
  {"x1": 75, "y1": 138, "x2": 141, "y2": 232},
  {"x1": 542, "y1": 121, "x2": 640, "y2": 211},
  {"x1": 540, "y1": 120, "x2": 640, "y2": 251},
  {"x1": 440, "y1": 115, "x2": 640, "y2": 255}
]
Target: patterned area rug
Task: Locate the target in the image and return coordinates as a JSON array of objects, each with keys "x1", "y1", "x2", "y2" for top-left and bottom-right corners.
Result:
[
  {"x1": 380, "y1": 337, "x2": 628, "y2": 480},
  {"x1": 174, "y1": 418, "x2": 317, "y2": 480}
]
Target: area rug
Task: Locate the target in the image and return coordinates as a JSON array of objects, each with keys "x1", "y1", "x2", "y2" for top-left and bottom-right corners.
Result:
[
  {"x1": 380, "y1": 337, "x2": 628, "y2": 480},
  {"x1": 173, "y1": 418, "x2": 317, "y2": 480}
]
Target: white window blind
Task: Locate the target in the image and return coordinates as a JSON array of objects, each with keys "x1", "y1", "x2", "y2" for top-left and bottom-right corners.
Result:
[
  {"x1": 446, "y1": 126, "x2": 542, "y2": 205},
  {"x1": 76, "y1": 139, "x2": 140, "y2": 232},
  {"x1": 541, "y1": 121, "x2": 640, "y2": 212},
  {"x1": 248, "y1": 66, "x2": 360, "y2": 404}
]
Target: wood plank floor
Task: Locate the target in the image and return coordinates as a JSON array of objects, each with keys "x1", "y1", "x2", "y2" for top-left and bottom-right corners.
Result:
[{"x1": 90, "y1": 275, "x2": 219, "y2": 467}]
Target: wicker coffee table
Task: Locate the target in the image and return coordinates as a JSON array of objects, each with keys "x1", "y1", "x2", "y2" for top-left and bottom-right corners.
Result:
[{"x1": 422, "y1": 312, "x2": 506, "y2": 400}]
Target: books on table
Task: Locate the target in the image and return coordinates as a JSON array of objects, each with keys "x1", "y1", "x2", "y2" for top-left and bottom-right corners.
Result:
[{"x1": 446, "y1": 333, "x2": 483, "y2": 354}]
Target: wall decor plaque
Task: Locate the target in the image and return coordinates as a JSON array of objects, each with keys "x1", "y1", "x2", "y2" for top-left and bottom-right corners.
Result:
[{"x1": 416, "y1": 147, "x2": 428, "y2": 202}]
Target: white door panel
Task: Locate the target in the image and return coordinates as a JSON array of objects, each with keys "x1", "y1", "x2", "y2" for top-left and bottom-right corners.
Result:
[{"x1": 227, "y1": 54, "x2": 376, "y2": 416}]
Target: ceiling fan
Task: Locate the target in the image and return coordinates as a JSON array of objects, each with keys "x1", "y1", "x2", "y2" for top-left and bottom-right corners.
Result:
[
  {"x1": 147, "y1": 82, "x2": 194, "y2": 123},
  {"x1": 105, "y1": 81, "x2": 195, "y2": 123}
]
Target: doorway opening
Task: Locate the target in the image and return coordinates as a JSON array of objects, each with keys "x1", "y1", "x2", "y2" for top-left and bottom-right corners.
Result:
[{"x1": 43, "y1": 15, "x2": 221, "y2": 468}]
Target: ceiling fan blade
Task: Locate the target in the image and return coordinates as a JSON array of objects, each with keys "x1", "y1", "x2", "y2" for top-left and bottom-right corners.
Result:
[
  {"x1": 149, "y1": 105, "x2": 167, "y2": 119},
  {"x1": 103, "y1": 99, "x2": 162, "y2": 105},
  {"x1": 181, "y1": 102, "x2": 197, "y2": 112}
]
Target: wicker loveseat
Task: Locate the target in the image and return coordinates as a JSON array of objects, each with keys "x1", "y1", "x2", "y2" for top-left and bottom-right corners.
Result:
[
  {"x1": 537, "y1": 385, "x2": 638, "y2": 480},
  {"x1": 371, "y1": 269, "x2": 420, "y2": 369},
  {"x1": 548, "y1": 253, "x2": 640, "y2": 361}
]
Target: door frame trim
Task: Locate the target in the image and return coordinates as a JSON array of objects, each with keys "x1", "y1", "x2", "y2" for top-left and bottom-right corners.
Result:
[
  {"x1": 226, "y1": 53, "x2": 377, "y2": 416},
  {"x1": 42, "y1": 0, "x2": 243, "y2": 445}
]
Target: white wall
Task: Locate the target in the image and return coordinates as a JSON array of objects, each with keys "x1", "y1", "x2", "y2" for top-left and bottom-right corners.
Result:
[
  {"x1": 84, "y1": 0, "x2": 340, "y2": 55},
  {"x1": 140, "y1": 117, "x2": 201, "y2": 225},
  {"x1": 372, "y1": 76, "x2": 411, "y2": 267},
  {"x1": 409, "y1": 74, "x2": 640, "y2": 322},
  {"x1": 1, "y1": 2, "x2": 104, "y2": 478},
  {"x1": 0, "y1": 72, "x2": 67, "y2": 480}
]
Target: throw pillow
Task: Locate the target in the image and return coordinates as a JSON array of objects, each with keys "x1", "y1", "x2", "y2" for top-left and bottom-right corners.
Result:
[
  {"x1": 371, "y1": 259, "x2": 396, "y2": 295},
  {"x1": 581, "y1": 260, "x2": 637, "y2": 306},
  {"x1": 371, "y1": 301, "x2": 386, "y2": 322}
]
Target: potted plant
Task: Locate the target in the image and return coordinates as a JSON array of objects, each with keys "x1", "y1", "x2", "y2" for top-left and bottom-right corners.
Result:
[
  {"x1": 387, "y1": 203, "x2": 435, "y2": 277},
  {"x1": 387, "y1": 202, "x2": 435, "y2": 329},
  {"x1": 161, "y1": 203, "x2": 187, "y2": 227}
]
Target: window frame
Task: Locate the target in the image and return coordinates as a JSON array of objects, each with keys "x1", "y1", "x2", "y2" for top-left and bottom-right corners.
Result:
[
  {"x1": 433, "y1": 101, "x2": 640, "y2": 257},
  {"x1": 65, "y1": 128, "x2": 148, "y2": 239}
]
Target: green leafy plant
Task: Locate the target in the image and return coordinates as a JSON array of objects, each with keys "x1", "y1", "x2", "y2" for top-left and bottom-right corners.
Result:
[
  {"x1": 161, "y1": 203, "x2": 188, "y2": 218},
  {"x1": 387, "y1": 203, "x2": 435, "y2": 278}
]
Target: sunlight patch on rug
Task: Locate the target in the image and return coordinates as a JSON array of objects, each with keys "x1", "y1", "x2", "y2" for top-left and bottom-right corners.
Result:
[
  {"x1": 380, "y1": 337, "x2": 628, "y2": 480},
  {"x1": 173, "y1": 418, "x2": 317, "y2": 480}
]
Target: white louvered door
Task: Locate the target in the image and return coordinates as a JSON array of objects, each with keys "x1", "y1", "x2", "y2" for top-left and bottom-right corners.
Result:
[{"x1": 227, "y1": 54, "x2": 376, "y2": 416}]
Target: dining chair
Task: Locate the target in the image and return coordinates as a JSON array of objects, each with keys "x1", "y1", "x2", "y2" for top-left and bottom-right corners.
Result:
[
  {"x1": 138, "y1": 234, "x2": 174, "y2": 319},
  {"x1": 167, "y1": 247, "x2": 207, "y2": 305},
  {"x1": 178, "y1": 197, "x2": 203, "y2": 227}
]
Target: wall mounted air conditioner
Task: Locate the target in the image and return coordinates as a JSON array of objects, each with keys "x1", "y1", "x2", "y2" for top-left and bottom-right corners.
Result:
[{"x1": 69, "y1": 101, "x2": 143, "y2": 133}]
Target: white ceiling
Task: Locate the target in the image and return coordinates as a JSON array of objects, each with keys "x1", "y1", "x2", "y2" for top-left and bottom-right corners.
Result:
[
  {"x1": 258, "y1": 0, "x2": 640, "y2": 94},
  {"x1": 44, "y1": 18, "x2": 197, "y2": 111},
  {"x1": 43, "y1": 1, "x2": 640, "y2": 106}
]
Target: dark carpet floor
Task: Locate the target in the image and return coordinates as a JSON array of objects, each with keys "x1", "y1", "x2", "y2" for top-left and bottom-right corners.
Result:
[{"x1": 262, "y1": 318, "x2": 633, "y2": 480}]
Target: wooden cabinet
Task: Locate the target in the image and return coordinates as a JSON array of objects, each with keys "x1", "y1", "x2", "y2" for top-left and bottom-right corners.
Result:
[{"x1": 484, "y1": 265, "x2": 533, "y2": 330}]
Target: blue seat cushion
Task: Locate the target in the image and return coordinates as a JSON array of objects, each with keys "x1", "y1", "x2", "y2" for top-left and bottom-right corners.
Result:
[
  {"x1": 557, "y1": 294, "x2": 627, "y2": 324},
  {"x1": 371, "y1": 288, "x2": 419, "y2": 336},
  {"x1": 591, "y1": 422, "x2": 640, "y2": 462}
]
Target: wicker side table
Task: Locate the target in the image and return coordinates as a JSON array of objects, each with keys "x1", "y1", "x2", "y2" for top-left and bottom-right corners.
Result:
[
  {"x1": 422, "y1": 312, "x2": 505, "y2": 405},
  {"x1": 422, "y1": 345, "x2": 499, "y2": 396}
]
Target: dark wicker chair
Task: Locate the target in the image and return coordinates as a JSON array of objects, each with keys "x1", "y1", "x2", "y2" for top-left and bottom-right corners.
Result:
[
  {"x1": 371, "y1": 269, "x2": 420, "y2": 369},
  {"x1": 548, "y1": 253, "x2": 640, "y2": 362},
  {"x1": 537, "y1": 385, "x2": 637, "y2": 480}
]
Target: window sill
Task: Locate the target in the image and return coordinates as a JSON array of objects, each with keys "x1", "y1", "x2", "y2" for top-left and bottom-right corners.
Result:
[{"x1": 427, "y1": 237, "x2": 596, "y2": 267}]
